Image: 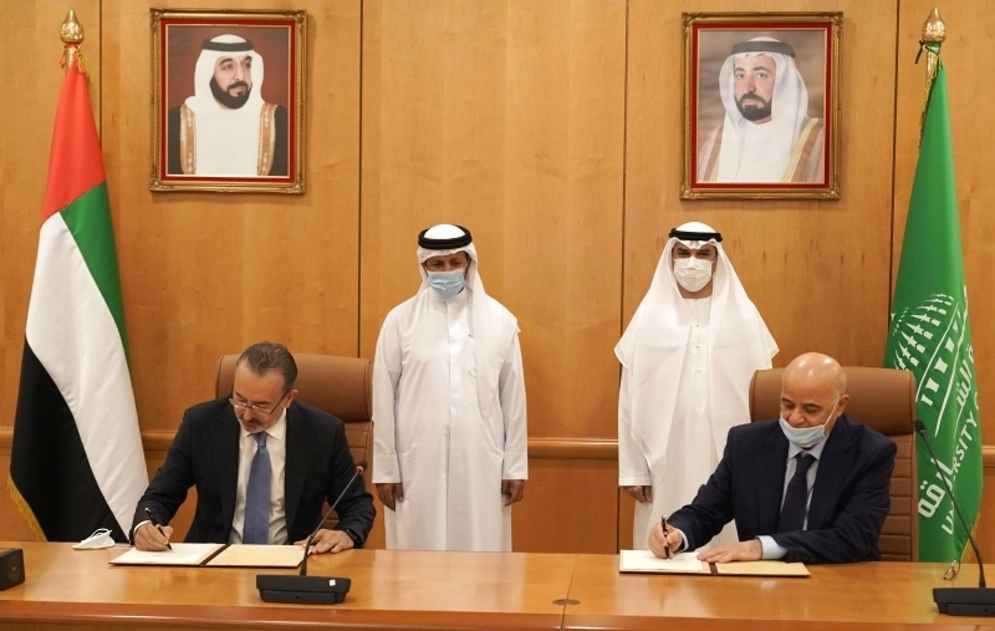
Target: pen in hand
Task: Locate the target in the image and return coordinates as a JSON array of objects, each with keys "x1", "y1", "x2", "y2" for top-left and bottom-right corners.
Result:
[
  {"x1": 144, "y1": 507, "x2": 173, "y2": 551},
  {"x1": 661, "y1": 515, "x2": 672, "y2": 559}
]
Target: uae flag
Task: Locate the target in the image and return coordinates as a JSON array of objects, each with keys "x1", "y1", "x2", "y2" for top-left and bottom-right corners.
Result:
[{"x1": 9, "y1": 56, "x2": 147, "y2": 542}]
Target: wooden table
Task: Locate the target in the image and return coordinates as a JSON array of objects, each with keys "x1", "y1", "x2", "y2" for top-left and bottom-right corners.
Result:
[
  {"x1": 0, "y1": 542, "x2": 574, "y2": 630},
  {"x1": 562, "y1": 554, "x2": 995, "y2": 630},
  {"x1": 1, "y1": 542, "x2": 994, "y2": 630}
]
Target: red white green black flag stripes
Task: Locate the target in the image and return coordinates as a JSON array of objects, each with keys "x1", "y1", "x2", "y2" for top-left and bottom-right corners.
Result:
[{"x1": 9, "y1": 57, "x2": 147, "y2": 542}]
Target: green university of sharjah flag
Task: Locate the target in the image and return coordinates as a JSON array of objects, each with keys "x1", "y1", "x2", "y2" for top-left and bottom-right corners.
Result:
[{"x1": 884, "y1": 59, "x2": 981, "y2": 562}]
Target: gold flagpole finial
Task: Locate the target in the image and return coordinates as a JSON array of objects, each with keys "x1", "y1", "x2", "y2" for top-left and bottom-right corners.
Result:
[
  {"x1": 921, "y1": 7, "x2": 946, "y2": 44},
  {"x1": 920, "y1": 8, "x2": 946, "y2": 78},
  {"x1": 915, "y1": 8, "x2": 946, "y2": 146},
  {"x1": 60, "y1": 10, "x2": 84, "y2": 71}
]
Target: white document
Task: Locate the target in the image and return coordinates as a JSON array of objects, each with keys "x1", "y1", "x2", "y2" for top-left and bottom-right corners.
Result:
[
  {"x1": 618, "y1": 549, "x2": 708, "y2": 574},
  {"x1": 109, "y1": 543, "x2": 225, "y2": 566},
  {"x1": 206, "y1": 544, "x2": 304, "y2": 568}
]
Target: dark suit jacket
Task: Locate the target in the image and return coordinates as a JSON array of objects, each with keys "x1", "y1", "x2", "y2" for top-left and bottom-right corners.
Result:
[
  {"x1": 668, "y1": 415, "x2": 896, "y2": 563},
  {"x1": 132, "y1": 399, "x2": 375, "y2": 546}
]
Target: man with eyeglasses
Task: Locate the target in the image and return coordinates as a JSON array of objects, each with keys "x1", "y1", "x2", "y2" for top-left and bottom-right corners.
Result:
[{"x1": 131, "y1": 342, "x2": 375, "y2": 552}]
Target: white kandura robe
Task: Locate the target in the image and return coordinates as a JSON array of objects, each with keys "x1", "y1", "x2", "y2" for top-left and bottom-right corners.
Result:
[
  {"x1": 373, "y1": 287, "x2": 528, "y2": 551},
  {"x1": 616, "y1": 233, "x2": 777, "y2": 551},
  {"x1": 620, "y1": 298, "x2": 736, "y2": 549}
]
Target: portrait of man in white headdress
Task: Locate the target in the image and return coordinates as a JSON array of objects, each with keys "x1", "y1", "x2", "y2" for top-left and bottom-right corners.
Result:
[
  {"x1": 695, "y1": 31, "x2": 827, "y2": 184},
  {"x1": 165, "y1": 32, "x2": 290, "y2": 178}
]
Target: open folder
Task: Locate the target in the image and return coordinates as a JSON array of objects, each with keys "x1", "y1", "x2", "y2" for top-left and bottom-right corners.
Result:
[
  {"x1": 110, "y1": 544, "x2": 304, "y2": 568},
  {"x1": 618, "y1": 549, "x2": 810, "y2": 577}
]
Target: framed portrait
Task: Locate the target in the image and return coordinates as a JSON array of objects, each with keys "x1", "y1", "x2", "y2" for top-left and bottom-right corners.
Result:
[
  {"x1": 150, "y1": 9, "x2": 306, "y2": 194},
  {"x1": 681, "y1": 12, "x2": 841, "y2": 200}
]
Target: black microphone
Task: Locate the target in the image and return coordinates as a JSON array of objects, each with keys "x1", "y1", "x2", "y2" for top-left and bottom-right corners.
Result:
[
  {"x1": 299, "y1": 460, "x2": 368, "y2": 576},
  {"x1": 256, "y1": 460, "x2": 368, "y2": 605},
  {"x1": 914, "y1": 420, "x2": 995, "y2": 616}
]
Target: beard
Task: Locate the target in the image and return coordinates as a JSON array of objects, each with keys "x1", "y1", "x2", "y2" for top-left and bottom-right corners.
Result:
[
  {"x1": 736, "y1": 93, "x2": 772, "y2": 122},
  {"x1": 210, "y1": 77, "x2": 252, "y2": 109}
]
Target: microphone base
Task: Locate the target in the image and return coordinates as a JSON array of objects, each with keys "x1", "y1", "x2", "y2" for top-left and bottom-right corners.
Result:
[
  {"x1": 256, "y1": 574, "x2": 352, "y2": 605},
  {"x1": 934, "y1": 587, "x2": 995, "y2": 616}
]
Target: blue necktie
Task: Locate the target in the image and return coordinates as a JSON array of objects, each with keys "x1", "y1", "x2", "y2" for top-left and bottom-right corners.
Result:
[
  {"x1": 778, "y1": 452, "x2": 816, "y2": 533},
  {"x1": 243, "y1": 432, "x2": 271, "y2": 544}
]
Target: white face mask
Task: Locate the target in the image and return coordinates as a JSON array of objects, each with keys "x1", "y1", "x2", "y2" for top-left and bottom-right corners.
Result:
[
  {"x1": 673, "y1": 256, "x2": 713, "y2": 292},
  {"x1": 778, "y1": 400, "x2": 839, "y2": 449},
  {"x1": 73, "y1": 528, "x2": 115, "y2": 550},
  {"x1": 426, "y1": 269, "x2": 466, "y2": 298}
]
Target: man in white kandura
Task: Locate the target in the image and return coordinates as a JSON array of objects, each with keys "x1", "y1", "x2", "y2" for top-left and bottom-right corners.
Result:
[
  {"x1": 372, "y1": 224, "x2": 528, "y2": 551},
  {"x1": 616, "y1": 221, "x2": 778, "y2": 549}
]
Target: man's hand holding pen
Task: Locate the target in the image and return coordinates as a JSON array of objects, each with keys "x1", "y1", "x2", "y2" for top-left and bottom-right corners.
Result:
[
  {"x1": 649, "y1": 516, "x2": 683, "y2": 559},
  {"x1": 134, "y1": 508, "x2": 175, "y2": 552}
]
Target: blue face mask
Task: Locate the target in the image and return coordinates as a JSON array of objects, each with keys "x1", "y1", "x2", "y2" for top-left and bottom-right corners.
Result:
[
  {"x1": 778, "y1": 400, "x2": 839, "y2": 449},
  {"x1": 427, "y1": 269, "x2": 466, "y2": 298}
]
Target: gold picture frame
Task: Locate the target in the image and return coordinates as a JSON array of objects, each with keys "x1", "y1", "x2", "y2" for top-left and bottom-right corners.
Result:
[
  {"x1": 681, "y1": 12, "x2": 842, "y2": 200},
  {"x1": 150, "y1": 9, "x2": 306, "y2": 194}
]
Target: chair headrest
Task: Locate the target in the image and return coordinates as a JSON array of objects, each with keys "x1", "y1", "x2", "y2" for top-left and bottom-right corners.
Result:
[
  {"x1": 749, "y1": 366, "x2": 917, "y2": 436},
  {"x1": 215, "y1": 354, "x2": 372, "y2": 424}
]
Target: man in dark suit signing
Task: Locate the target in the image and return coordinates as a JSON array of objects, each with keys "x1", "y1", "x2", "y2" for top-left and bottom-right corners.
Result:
[
  {"x1": 132, "y1": 342, "x2": 375, "y2": 553},
  {"x1": 649, "y1": 352, "x2": 896, "y2": 564}
]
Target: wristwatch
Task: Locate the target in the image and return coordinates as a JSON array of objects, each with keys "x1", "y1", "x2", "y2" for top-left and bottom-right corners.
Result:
[{"x1": 343, "y1": 527, "x2": 363, "y2": 547}]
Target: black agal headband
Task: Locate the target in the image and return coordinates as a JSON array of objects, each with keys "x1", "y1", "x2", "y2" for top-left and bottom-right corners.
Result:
[
  {"x1": 730, "y1": 40, "x2": 796, "y2": 58},
  {"x1": 669, "y1": 228, "x2": 722, "y2": 242},
  {"x1": 418, "y1": 225, "x2": 473, "y2": 249},
  {"x1": 202, "y1": 38, "x2": 255, "y2": 52}
]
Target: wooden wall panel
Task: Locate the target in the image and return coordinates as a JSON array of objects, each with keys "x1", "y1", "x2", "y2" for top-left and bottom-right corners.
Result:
[
  {"x1": 99, "y1": 0, "x2": 361, "y2": 434},
  {"x1": 360, "y1": 0, "x2": 626, "y2": 441},
  {"x1": 894, "y1": 2, "x2": 995, "y2": 444},
  {"x1": 979, "y1": 462, "x2": 995, "y2": 561},
  {"x1": 513, "y1": 457, "x2": 618, "y2": 553}
]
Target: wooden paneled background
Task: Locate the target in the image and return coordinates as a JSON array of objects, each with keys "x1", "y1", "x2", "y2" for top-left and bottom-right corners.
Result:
[{"x1": 1, "y1": 1, "x2": 992, "y2": 556}]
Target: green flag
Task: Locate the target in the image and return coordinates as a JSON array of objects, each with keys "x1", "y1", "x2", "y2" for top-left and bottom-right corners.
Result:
[{"x1": 885, "y1": 62, "x2": 981, "y2": 562}]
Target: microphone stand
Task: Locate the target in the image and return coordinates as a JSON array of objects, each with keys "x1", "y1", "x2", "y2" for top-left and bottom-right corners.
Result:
[
  {"x1": 915, "y1": 421, "x2": 995, "y2": 616},
  {"x1": 256, "y1": 460, "x2": 368, "y2": 605}
]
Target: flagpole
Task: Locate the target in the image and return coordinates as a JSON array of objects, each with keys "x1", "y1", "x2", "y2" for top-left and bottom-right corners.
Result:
[
  {"x1": 917, "y1": 8, "x2": 945, "y2": 146},
  {"x1": 921, "y1": 9, "x2": 945, "y2": 71},
  {"x1": 60, "y1": 9, "x2": 84, "y2": 72}
]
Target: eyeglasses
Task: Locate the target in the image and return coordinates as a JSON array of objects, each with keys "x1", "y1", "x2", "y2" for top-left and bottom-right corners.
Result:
[{"x1": 229, "y1": 389, "x2": 289, "y2": 416}]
